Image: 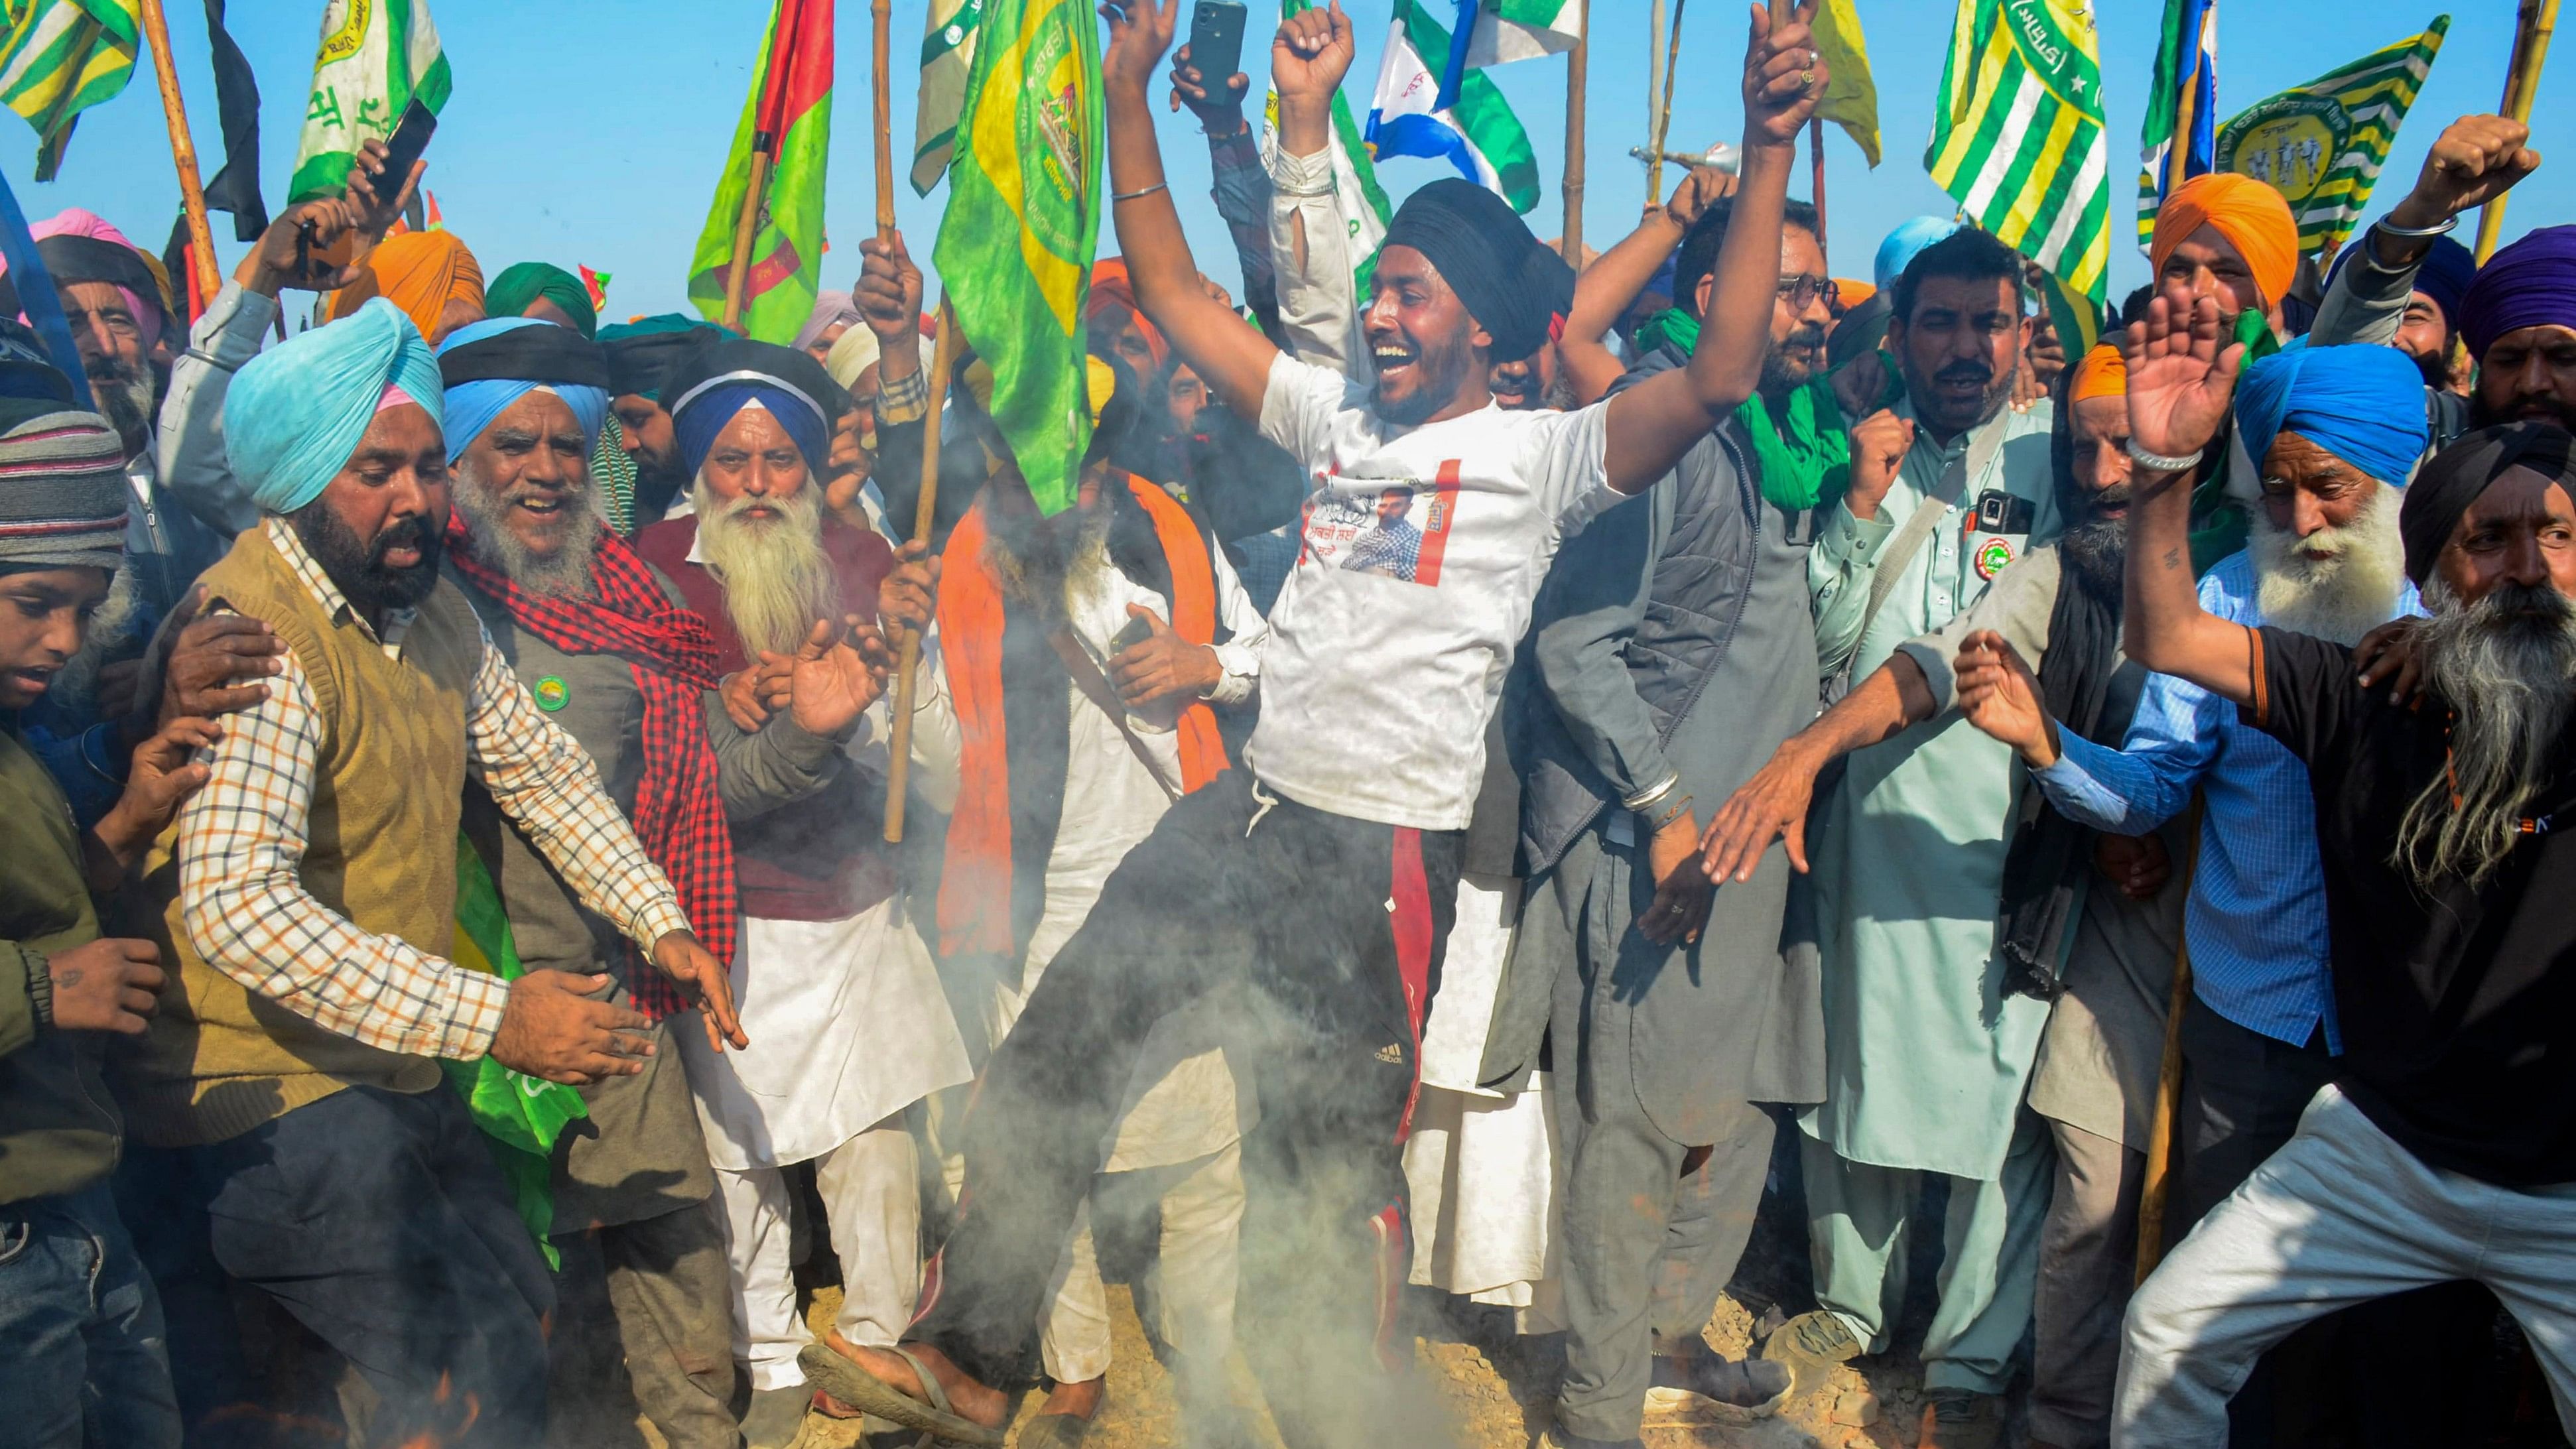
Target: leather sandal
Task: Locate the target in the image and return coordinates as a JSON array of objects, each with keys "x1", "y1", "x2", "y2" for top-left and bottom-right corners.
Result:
[{"x1": 795, "y1": 1342, "x2": 1005, "y2": 1446}]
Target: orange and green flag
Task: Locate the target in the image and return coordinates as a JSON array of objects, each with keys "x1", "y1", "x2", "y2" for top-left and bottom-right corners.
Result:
[
  {"x1": 688, "y1": 0, "x2": 832, "y2": 344},
  {"x1": 933, "y1": 0, "x2": 1100, "y2": 517}
]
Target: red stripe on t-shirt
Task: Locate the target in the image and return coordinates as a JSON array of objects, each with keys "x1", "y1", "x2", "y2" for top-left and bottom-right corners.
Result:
[
  {"x1": 1390, "y1": 826, "x2": 1433, "y2": 1141},
  {"x1": 1411, "y1": 460, "x2": 1462, "y2": 586}
]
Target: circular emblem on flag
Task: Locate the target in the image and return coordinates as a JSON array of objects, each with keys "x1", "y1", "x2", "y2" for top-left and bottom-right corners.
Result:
[
  {"x1": 1974, "y1": 538, "x2": 2016, "y2": 580},
  {"x1": 533, "y1": 676, "x2": 570, "y2": 712}
]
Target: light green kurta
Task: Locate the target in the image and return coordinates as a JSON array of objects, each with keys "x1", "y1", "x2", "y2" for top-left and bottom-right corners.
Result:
[{"x1": 1798, "y1": 397, "x2": 2062, "y2": 1183}]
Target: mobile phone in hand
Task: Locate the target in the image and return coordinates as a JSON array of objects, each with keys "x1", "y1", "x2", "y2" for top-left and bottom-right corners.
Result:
[
  {"x1": 379, "y1": 99, "x2": 438, "y2": 187},
  {"x1": 1187, "y1": 1, "x2": 1248, "y2": 88},
  {"x1": 1110, "y1": 613, "x2": 1158, "y2": 655}
]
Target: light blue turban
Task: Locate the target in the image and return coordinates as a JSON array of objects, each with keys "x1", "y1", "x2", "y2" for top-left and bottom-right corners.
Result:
[
  {"x1": 2233, "y1": 343, "x2": 2429, "y2": 487},
  {"x1": 224, "y1": 298, "x2": 443, "y2": 515},
  {"x1": 434, "y1": 316, "x2": 609, "y2": 465},
  {"x1": 1875, "y1": 216, "x2": 1963, "y2": 292}
]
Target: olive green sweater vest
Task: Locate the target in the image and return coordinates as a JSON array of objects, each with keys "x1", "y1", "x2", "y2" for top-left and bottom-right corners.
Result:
[{"x1": 121, "y1": 525, "x2": 482, "y2": 1147}]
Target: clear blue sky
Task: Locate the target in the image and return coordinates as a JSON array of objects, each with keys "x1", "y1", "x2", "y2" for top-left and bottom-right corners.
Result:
[{"x1": 10, "y1": 0, "x2": 2566, "y2": 324}]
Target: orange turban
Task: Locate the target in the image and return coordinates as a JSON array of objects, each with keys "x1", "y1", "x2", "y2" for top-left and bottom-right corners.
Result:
[
  {"x1": 2067, "y1": 343, "x2": 2128, "y2": 403},
  {"x1": 2149, "y1": 174, "x2": 2298, "y2": 311},
  {"x1": 1086, "y1": 257, "x2": 1168, "y2": 373},
  {"x1": 1833, "y1": 278, "x2": 1876, "y2": 308},
  {"x1": 328, "y1": 231, "x2": 485, "y2": 343}
]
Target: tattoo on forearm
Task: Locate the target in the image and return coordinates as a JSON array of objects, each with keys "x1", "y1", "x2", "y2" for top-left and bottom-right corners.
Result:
[{"x1": 2162, "y1": 547, "x2": 2182, "y2": 572}]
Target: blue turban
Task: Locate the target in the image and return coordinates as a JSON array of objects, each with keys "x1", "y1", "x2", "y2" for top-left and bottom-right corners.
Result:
[
  {"x1": 1875, "y1": 216, "x2": 1963, "y2": 292},
  {"x1": 660, "y1": 338, "x2": 843, "y2": 481},
  {"x1": 2326, "y1": 229, "x2": 2479, "y2": 330},
  {"x1": 2232, "y1": 343, "x2": 2428, "y2": 487},
  {"x1": 671, "y1": 383, "x2": 828, "y2": 481},
  {"x1": 224, "y1": 298, "x2": 443, "y2": 515},
  {"x1": 434, "y1": 316, "x2": 610, "y2": 464}
]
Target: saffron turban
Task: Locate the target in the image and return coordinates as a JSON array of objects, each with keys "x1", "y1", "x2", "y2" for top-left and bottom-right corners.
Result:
[
  {"x1": 1086, "y1": 259, "x2": 1169, "y2": 373},
  {"x1": 483, "y1": 261, "x2": 598, "y2": 339},
  {"x1": 662, "y1": 338, "x2": 840, "y2": 480},
  {"x1": 27, "y1": 208, "x2": 169, "y2": 351},
  {"x1": 225, "y1": 298, "x2": 444, "y2": 515},
  {"x1": 2232, "y1": 343, "x2": 2427, "y2": 489},
  {"x1": 436, "y1": 316, "x2": 612, "y2": 464},
  {"x1": 328, "y1": 231, "x2": 485, "y2": 343},
  {"x1": 791, "y1": 290, "x2": 864, "y2": 355},
  {"x1": 2400, "y1": 422, "x2": 2576, "y2": 586},
  {"x1": 1874, "y1": 216, "x2": 1961, "y2": 291},
  {"x1": 2067, "y1": 343, "x2": 2128, "y2": 403},
  {"x1": 2455, "y1": 223, "x2": 2576, "y2": 361},
  {"x1": 1378, "y1": 180, "x2": 1559, "y2": 362},
  {"x1": 0, "y1": 406, "x2": 128, "y2": 572},
  {"x1": 2150, "y1": 174, "x2": 2299, "y2": 311}
]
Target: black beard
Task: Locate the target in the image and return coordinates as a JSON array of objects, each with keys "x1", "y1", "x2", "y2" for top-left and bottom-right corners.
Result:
[
  {"x1": 2472, "y1": 388, "x2": 2576, "y2": 432},
  {"x1": 1759, "y1": 324, "x2": 1828, "y2": 399},
  {"x1": 2058, "y1": 507, "x2": 2128, "y2": 599},
  {"x1": 2414, "y1": 344, "x2": 2454, "y2": 389},
  {"x1": 290, "y1": 501, "x2": 443, "y2": 614},
  {"x1": 1373, "y1": 328, "x2": 1477, "y2": 427}
]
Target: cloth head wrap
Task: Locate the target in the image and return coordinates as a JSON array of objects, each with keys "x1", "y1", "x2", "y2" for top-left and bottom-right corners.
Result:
[
  {"x1": 598, "y1": 313, "x2": 727, "y2": 399},
  {"x1": 1834, "y1": 278, "x2": 1876, "y2": 309},
  {"x1": 2150, "y1": 174, "x2": 2299, "y2": 311},
  {"x1": 26, "y1": 208, "x2": 168, "y2": 352},
  {"x1": 328, "y1": 231, "x2": 485, "y2": 343},
  {"x1": 1086, "y1": 259, "x2": 1169, "y2": 373},
  {"x1": 2455, "y1": 223, "x2": 2576, "y2": 360},
  {"x1": 436, "y1": 316, "x2": 612, "y2": 464},
  {"x1": 1380, "y1": 180, "x2": 1557, "y2": 363},
  {"x1": 0, "y1": 405, "x2": 128, "y2": 572},
  {"x1": 2232, "y1": 343, "x2": 2427, "y2": 489},
  {"x1": 822, "y1": 321, "x2": 930, "y2": 393},
  {"x1": 661, "y1": 338, "x2": 844, "y2": 480},
  {"x1": 2067, "y1": 343, "x2": 2128, "y2": 403},
  {"x1": 2399, "y1": 422, "x2": 2576, "y2": 587},
  {"x1": 2324, "y1": 230, "x2": 2479, "y2": 333},
  {"x1": 1874, "y1": 217, "x2": 1961, "y2": 292},
  {"x1": 483, "y1": 261, "x2": 598, "y2": 340},
  {"x1": 225, "y1": 298, "x2": 444, "y2": 515},
  {"x1": 791, "y1": 290, "x2": 864, "y2": 355}
]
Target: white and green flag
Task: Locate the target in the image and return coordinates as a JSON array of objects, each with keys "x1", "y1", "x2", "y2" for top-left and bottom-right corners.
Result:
[
  {"x1": 909, "y1": 0, "x2": 982, "y2": 194},
  {"x1": 1466, "y1": 0, "x2": 1580, "y2": 66},
  {"x1": 2212, "y1": 16, "x2": 2449, "y2": 259},
  {"x1": 1364, "y1": 0, "x2": 1540, "y2": 214},
  {"x1": 289, "y1": 0, "x2": 449, "y2": 203}
]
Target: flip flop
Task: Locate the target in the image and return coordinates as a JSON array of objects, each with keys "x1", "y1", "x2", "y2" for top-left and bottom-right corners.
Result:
[
  {"x1": 795, "y1": 1342, "x2": 1005, "y2": 1447},
  {"x1": 1015, "y1": 1413, "x2": 1096, "y2": 1448}
]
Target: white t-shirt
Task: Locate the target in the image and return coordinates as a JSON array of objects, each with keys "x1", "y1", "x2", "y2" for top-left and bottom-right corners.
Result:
[{"x1": 1250, "y1": 353, "x2": 1618, "y2": 830}]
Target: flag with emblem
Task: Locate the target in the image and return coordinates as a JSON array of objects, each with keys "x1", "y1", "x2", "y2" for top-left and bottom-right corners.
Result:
[
  {"x1": 932, "y1": 0, "x2": 1099, "y2": 517},
  {"x1": 1366, "y1": 0, "x2": 1539, "y2": 214},
  {"x1": 2213, "y1": 15, "x2": 2448, "y2": 259},
  {"x1": 910, "y1": 0, "x2": 983, "y2": 193},
  {"x1": 289, "y1": 0, "x2": 450, "y2": 203},
  {"x1": 1926, "y1": 0, "x2": 2111, "y2": 346},
  {"x1": 0, "y1": 0, "x2": 137, "y2": 180},
  {"x1": 686, "y1": 0, "x2": 833, "y2": 344},
  {"x1": 2135, "y1": 0, "x2": 2219, "y2": 249}
]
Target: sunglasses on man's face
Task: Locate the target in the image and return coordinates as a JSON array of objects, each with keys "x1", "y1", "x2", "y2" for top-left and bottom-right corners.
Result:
[{"x1": 1776, "y1": 275, "x2": 1840, "y2": 309}]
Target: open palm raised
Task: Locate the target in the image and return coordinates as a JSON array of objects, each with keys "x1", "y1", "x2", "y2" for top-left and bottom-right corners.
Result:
[{"x1": 2120, "y1": 290, "x2": 2244, "y2": 466}]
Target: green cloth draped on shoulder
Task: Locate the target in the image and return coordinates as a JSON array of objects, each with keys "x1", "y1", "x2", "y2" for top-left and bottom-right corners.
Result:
[{"x1": 1636, "y1": 307, "x2": 1852, "y2": 513}]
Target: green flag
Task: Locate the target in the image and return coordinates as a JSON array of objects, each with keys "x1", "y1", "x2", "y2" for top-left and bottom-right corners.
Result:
[
  {"x1": 911, "y1": 0, "x2": 984, "y2": 194},
  {"x1": 1926, "y1": 0, "x2": 2112, "y2": 323},
  {"x1": 686, "y1": 0, "x2": 833, "y2": 344},
  {"x1": 2213, "y1": 17, "x2": 2449, "y2": 259},
  {"x1": 933, "y1": 0, "x2": 1101, "y2": 518},
  {"x1": 0, "y1": 0, "x2": 137, "y2": 180},
  {"x1": 289, "y1": 0, "x2": 450, "y2": 204}
]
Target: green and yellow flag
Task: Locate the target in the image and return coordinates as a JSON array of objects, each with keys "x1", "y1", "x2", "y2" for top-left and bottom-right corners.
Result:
[
  {"x1": 0, "y1": 0, "x2": 137, "y2": 180},
  {"x1": 2213, "y1": 16, "x2": 2448, "y2": 259},
  {"x1": 446, "y1": 835, "x2": 587, "y2": 1267},
  {"x1": 687, "y1": 0, "x2": 834, "y2": 344},
  {"x1": 933, "y1": 0, "x2": 1100, "y2": 518},
  {"x1": 289, "y1": 0, "x2": 451, "y2": 203},
  {"x1": 1812, "y1": 0, "x2": 1880, "y2": 169}
]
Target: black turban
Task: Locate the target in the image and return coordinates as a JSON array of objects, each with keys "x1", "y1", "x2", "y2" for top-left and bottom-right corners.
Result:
[
  {"x1": 1381, "y1": 179, "x2": 1561, "y2": 363},
  {"x1": 2400, "y1": 423, "x2": 2576, "y2": 586}
]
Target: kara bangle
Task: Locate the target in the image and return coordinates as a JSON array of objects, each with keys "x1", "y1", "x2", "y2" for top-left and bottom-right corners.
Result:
[
  {"x1": 1112, "y1": 182, "x2": 1169, "y2": 204},
  {"x1": 1623, "y1": 773, "x2": 1681, "y2": 814},
  {"x1": 2124, "y1": 437, "x2": 2205, "y2": 472},
  {"x1": 1649, "y1": 794, "x2": 1697, "y2": 835},
  {"x1": 2372, "y1": 214, "x2": 2458, "y2": 239}
]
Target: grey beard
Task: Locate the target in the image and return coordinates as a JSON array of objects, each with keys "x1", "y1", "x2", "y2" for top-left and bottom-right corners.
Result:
[
  {"x1": 692, "y1": 475, "x2": 838, "y2": 657},
  {"x1": 983, "y1": 500, "x2": 1107, "y2": 616},
  {"x1": 2250, "y1": 482, "x2": 2408, "y2": 647},
  {"x1": 2394, "y1": 579, "x2": 2576, "y2": 890},
  {"x1": 90, "y1": 365, "x2": 155, "y2": 458},
  {"x1": 452, "y1": 461, "x2": 602, "y2": 600}
]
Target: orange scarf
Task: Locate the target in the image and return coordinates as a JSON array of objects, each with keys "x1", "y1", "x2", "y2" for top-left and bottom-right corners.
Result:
[{"x1": 937, "y1": 476, "x2": 1230, "y2": 958}]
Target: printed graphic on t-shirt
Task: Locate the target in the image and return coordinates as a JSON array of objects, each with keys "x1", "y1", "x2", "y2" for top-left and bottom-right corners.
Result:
[{"x1": 1297, "y1": 460, "x2": 1460, "y2": 586}]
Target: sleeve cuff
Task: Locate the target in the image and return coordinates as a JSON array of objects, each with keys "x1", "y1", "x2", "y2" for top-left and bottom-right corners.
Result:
[
  {"x1": 627, "y1": 895, "x2": 695, "y2": 955},
  {"x1": 1204, "y1": 641, "x2": 1259, "y2": 705},
  {"x1": 195, "y1": 282, "x2": 281, "y2": 369},
  {"x1": 442, "y1": 966, "x2": 512, "y2": 1059},
  {"x1": 875, "y1": 365, "x2": 931, "y2": 426},
  {"x1": 1817, "y1": 503, "x2": 1894, "y2": 567},
  {"x1": 1894, "y1": 639, "x2": 1955, "y2": 712},
  {"x1": 23, "y1": 944, "x2": 54, "y2": 1028},
  {"x1": 1267, "y1": 144, "x2": 1334, "y2": 196}
]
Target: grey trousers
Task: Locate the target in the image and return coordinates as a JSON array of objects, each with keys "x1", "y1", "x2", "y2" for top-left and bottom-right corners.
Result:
[
  {"x1": 2030, "y1": 1118, "x2": 2142, "y2": 1449},
  {"x1": 1555, "y1": 1090, "x2": 1775, "y2": 1442},
  {"x1": 548, "y1": 1199, "x2": 739, "y2": 1449}
]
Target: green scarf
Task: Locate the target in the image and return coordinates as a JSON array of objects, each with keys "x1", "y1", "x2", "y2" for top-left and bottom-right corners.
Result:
[{"x1": 1636, "y1": 308, "x2": 1852, "y2": 511}]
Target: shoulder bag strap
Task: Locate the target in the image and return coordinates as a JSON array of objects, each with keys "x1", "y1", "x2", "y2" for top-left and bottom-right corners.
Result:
[{"x1": 1047, "y1": 624, "x2": 1183, "y2": 802}]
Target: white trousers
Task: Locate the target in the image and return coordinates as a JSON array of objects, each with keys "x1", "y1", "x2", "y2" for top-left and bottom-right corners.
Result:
[
  {"x1": 710, "y1": 1119, "x2": 920, "y2": 1392},
  {"x1": 1037, "y1": 1145, "x2": 1246, "y2": 1391},
  {"x1": 2114, "y1": 1084, "x2": 2576, "y2": 1446}
]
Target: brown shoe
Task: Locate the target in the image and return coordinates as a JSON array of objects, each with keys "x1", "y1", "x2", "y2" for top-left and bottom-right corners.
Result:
[
  {"x1": 1916, "y1": 1389, "x2": 2004, "y2": 1449},
  {"x1": 1758, "y1": 1310, "x2": 1863, "y2": 1402}
]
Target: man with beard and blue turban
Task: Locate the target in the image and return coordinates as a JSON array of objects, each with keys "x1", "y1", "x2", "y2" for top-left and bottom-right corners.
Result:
[{"x1": 115, "y1": 298, "x2": 744, "y2": 1448}]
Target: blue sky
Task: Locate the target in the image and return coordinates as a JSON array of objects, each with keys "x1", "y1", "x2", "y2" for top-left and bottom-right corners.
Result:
[{"x1": 9, "y1": 1, "x2": 2565, "y2": 324}]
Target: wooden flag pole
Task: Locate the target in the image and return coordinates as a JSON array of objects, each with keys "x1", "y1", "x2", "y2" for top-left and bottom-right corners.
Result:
[
  {"x1": 873, "y1": 0, "x2": 897, "y2": 239},
  {"x1": 135, "y1": 0, "x2": 222, "y2": 305},
  {"x1": 2476, "y1": 0, "x2": 2558, "y2": 262},
  {"x1": 722, "y1": 151, "x2": 775, "y2": 330},
  {"x1": 1647, "y1": 0, "x2": 1688, "y2": 205},
  {"x1": 1809, "y1": 117, "x2": 1827, "y2": 267},
  {"x1": 1561, "y1": 5, "x2": 1586, "y2": 264},
  {"x1": 1645, "y1": 0, "x2": 1667, "y2": 202},
  {"x1": 883, "y1": 296, "x2": 960, "y2": 844}
]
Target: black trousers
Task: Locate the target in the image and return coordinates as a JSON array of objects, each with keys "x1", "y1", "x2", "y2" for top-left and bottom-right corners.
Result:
[{"x1": 913, "y1": 771, "x2": 1462, "y2": 1448}]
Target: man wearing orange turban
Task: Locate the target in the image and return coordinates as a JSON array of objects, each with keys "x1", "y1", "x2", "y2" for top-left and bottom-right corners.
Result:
[
  {"x1": 2148, "y1": 174, "x2": 2299, "y2": 333},
  {"x1": 327, "y1": 231, "x2": 485, "y2": 344},
  {"x1": 1086, "y1": 257, "x2": 1169, "y2": 378}
]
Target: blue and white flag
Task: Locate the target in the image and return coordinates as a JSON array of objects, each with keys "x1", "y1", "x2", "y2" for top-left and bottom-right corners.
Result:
[
  {"x1": 1365, "y1": 0, "x2": 1539, "y2": 214},
  {"x1": 2136, "y1": 0, "x2": 2219, "y2": 247}
]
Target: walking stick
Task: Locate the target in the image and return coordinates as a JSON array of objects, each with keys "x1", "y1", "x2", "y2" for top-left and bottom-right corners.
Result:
[
  {"x1": 2135, "y1": 797, "x2": 2206, "y2": 1284},
  {"x1": 136, "y1": 0, "x2": 223, "y2": 307},
  {"x1": 882, "y1": 298, "x2": 959, "y2": 844}
]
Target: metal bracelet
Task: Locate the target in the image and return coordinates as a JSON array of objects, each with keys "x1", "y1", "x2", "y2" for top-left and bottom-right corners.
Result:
[
  {"x1": 1111, "y1": 182, "x2": 1170, "y2": 204},
  {"x1": 2124, "y1": 437, "x2": 2205, "y2": 472},
  {"x1": 2371, "y1": 214, "x2": 2459, "y2": 239},
  {"x1": 1649, "y1": 794, "x2": 1697, "y2": 835},
  {"x1": 1623, "y1": 773, "x2": 1681, "y2": 814}
]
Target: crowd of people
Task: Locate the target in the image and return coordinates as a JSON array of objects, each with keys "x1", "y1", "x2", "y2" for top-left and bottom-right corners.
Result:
[{"x1": 3, "y1": 3, "x2": 2574, "y2": 1448}]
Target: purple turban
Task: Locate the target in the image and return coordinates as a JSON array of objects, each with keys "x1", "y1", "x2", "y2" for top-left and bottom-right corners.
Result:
[{"x1": 2455, "y1": 223, "x2": 2576, "y2": 359}]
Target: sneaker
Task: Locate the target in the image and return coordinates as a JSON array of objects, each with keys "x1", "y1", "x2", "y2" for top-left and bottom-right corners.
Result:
[
  {"x1": 1759, "y1": 1309, "x2": 1863, "y2": 1401},
  {"x1": 740, "y1": 1381, "x2": 812, "y2": 1449},
  {"x1": 1645, "y1": 1352, "x2": 1793, "y2": 1422},
  {"x1": 1917, "y1": 1389, "x2": 2006, "y2": 1449}
]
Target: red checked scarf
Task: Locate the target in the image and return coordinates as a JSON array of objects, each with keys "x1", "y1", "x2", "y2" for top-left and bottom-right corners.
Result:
[{"x1": 445, "y1": 519, "x2": 735, "y2": 1019}]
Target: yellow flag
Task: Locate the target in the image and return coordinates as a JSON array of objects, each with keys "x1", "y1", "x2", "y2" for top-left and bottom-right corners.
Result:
[{"x1": 1812, "y1": 0, "x2": 1880, "y2": 168}]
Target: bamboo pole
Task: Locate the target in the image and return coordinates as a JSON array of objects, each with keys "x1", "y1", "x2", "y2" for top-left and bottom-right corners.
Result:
[
  {"x1": 135, "y1": 0, "x2": 222, "y2": 305},
  {"x1": 1647, "y1": 0, "x2": 1688, "y2": 206},
  {"x1": 2136, "y1": 801, "x2": 2206, "y2": 1284},
  {"x1": 722, "y1": 151, "x2": 774, "y2": 330},
  {"x1": 1809, "y1": 117, "x2": 1827, "y2": 267},
  {"x1": 873, "y1": 0, "x2": 897, "y2": 239},
  {"x1": 1561, "y1": 3, "x2": 1586, "y2": 265},
  {"x1": 2476, "y1": 0, "x2": 2558, "y2": 263},
  {"x1": 1645, "y1": 0, "x2": 1667, "y2": 202},
  {"x1": 883, "y1": 296, "x2": 960, "y2": 844}
]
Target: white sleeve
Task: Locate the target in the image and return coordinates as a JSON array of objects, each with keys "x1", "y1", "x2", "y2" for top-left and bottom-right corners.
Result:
[
  {"x1": 1520, "y1": 403, "x2": 1616, "y2": 524},
  {"x1": 1255, "y1": 351, "x2": 1352, "y2": 468},
  {"x1": 1265, "y1": 143, "x2": 1368, "y2": 381}
]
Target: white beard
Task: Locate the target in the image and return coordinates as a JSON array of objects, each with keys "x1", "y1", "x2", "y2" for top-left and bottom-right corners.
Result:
[
  {"x1": 691, "y1": 475, "x2": 838, "y2": 657},
  {"x1": 2249, "y1": 481, "x2": 2408, "y2": 646}
]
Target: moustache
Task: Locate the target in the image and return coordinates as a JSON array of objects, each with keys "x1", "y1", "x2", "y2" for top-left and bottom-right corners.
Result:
[
  {"x1": 369, "y1": 516, "x2": 432, "y2": 564},
  {"x1": 1781, "y1": 323, "x2": 1827, "y2": 351},
  {"x1": 2090, "y1": 483, "x2": 2132, "y2": 512},
  {"x1": 1936, "y1": 361, "x2": 1994, "y2": 385}
]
